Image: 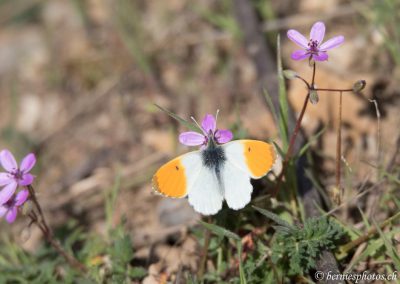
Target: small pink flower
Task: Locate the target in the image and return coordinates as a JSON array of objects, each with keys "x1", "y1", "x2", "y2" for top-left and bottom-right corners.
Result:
[
  {"x1": 179, "y1": 114, "x2": 233, "y2": 148},
  {"x1": 0, "y1": 189, "x2": 29, "y2": 223},
  {"x1": 287, "y1": 21, "x2": 344, "y2": 61},
  {"x1": 0, "y1": 150, "x2": 36, "y2": 205}
]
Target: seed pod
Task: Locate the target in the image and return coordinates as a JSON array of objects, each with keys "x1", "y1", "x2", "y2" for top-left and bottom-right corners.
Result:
[
  {"x1": 309, "y1": 90, "x2": 319, "y2": 105},
  {"x1": 352, "y1": 80, "x2": 366, "y2": 93},
  {"x1": 282, "y1": 70, "x2": 298, "y2": 80}
]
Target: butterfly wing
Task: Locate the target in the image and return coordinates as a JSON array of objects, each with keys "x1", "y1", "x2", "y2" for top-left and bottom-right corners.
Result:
[
  {"x1": 152, "y1": 151, "x2": 200, "y2": 198},
  {"x1": 220, "y1": 160, "x2": 253, "y2": 210},
  {"x1": 153, "y1": 151, "x2": 223, "y2": 215},
  {"x1": 187, "y1": 164, "x2": 223, "y2": 215},
  {"x1": 220, "y1": 140, "x2": 276, "y2": 210},
  {"x1": 222, "y1": 140, "x2": 276, "y2": 179}
]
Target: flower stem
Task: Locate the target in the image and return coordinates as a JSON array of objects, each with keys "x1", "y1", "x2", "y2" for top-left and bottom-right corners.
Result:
[
  {"x1": 314, "y1": 87, "x2": 353, "y2": 92},
  {"x1": 335, "y1": 91, "x2": 343, "y2": 190},
  {"x1": 272, "y1": 63, "x2": 315, "y2": 197},
  {"x1": 27, "y1": 185, "x2": 87, "y2": 273}
]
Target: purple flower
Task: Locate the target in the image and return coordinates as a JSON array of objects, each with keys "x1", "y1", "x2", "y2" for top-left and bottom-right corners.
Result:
[
  {"x1": 0, "y1": 150, "x2": 36, "y2": 205},
  {"x1": 0, "y1": 189, "x2": 29, "y2": 223},
  {"x1": 179, "y1": 114, "x2": 233, "y2": 148},
  {"x1": 287, "y1": 21, "x2": 344, "y2": 61}
]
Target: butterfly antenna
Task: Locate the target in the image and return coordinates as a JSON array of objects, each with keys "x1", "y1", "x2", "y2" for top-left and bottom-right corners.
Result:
[
  {"x1": 191, "y1": 116, "x2": 205, "y2": 134},
  {"x1": 215, "y1": 109, "x2": 220, "y2": 124}
]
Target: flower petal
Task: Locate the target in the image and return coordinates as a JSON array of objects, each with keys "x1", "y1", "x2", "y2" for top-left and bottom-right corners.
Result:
[
  {"x1": 0, "y1": 173, "x2": 13, "y2": 186},
  {"x1": 20, "y1": 153, "x2": 36, "y2": 173},
  {"x1": 0, "y1": 206, "x2": 7, "y2": 218},
  {"x1": 287, "y1": 29, "x2": 308, "y2": 48},
  {"x1": 18, "y1": 173, "x2": 34, "y2": 186},
  {"x1": 201, "y1": 114, "x2": 216, "y2": 134},
  {"x1": 312, "y1": 52, "x2": 329, "y2": 61},
  {"x1": 0, "y1": 182, "x2": 17, "y2": 205},
  {"x1": 291, "y1": 50, "x2": 310, "y2": 60},
  {"x1": 215, "y1": 130, "x2": 233, "y2": 144},
  {"x1": 0, "y1": 150, "x2": 18, "y2": 172},
  {"x1": 15, "y1": 189, "x2": 29, "y2": 206},
  {"x1": 310, "y1": 21, "x2": 325, "y2": 43},
  {"x1": 5, "y1": 207, "x2": 17, "y2": 223},
  {"x1": 179, "y1": 132, "x2": 206, "y2": 146},
  {"x1": 320, "y1": 35, "x2": 344, "y2": 51}
]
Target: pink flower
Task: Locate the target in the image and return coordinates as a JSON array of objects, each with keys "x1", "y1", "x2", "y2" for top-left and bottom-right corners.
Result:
[
  {"x1": 0, "y1": 189, "x2": 29, "y2": 223},
  {"x1": 179, "y1": 114, "x2": 233, "y2": 148},
  {"x1": 287, "y1": 21, "x2": 344, "y2": 61},
  {"x1": 0, "y1": 150, "x2": 36, "y2": 205}
]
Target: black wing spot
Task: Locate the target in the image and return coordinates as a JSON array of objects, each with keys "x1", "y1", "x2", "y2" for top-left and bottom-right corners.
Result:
[
  {"x1": 248, "y1": 147, "x2": 251, "y2": 152},
  {"x1": 175, "y1": 165, "x2": 179, "y2": 171}
]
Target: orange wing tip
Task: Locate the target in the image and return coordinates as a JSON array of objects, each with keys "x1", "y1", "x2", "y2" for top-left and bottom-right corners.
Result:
[
  {"x1": 243, "y1": 140, "x2": 277, "y2": 178},
  {"x1": 151, "y1": 176, "x2": 185, "y2": 198},
  {"x1": 151, "y1": 157, "x2": 188, "y2": 198},
  {"x1": 151, "y1": 176, "x2": 164, "y2": 196}
]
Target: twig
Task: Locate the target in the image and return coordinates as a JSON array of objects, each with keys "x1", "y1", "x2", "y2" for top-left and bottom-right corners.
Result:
[
  {"x1": 27, "y1": 185, "x2": 87, "y2": 273},
  {"x1": 336, "y1": 92, "x2": 343, "y2": 190},
  {"x1": 339, "y1": 211, "x2": 400, "y2": 257}
]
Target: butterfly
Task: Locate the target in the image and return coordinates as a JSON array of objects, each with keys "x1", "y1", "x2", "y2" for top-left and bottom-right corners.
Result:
[{"x1": 152, "y1": 113, "x2": 276, "y2": 215}]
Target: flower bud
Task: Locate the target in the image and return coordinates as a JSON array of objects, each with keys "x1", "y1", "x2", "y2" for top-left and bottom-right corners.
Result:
[
  {"x1": 352, "y1": 80, "x2": 366, "y2": 93},
  {"x1": 309, "y1": 90, "x2": 319, "y2": 105},
  {"x1": 282, "y1": 70, "x2": 298, "y2": 80}
]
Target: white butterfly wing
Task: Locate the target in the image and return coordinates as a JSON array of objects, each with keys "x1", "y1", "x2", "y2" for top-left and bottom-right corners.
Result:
[
  {"x1": 221, "y1": 140, "x2": 275, "y2": 210},
  {"x1": 181, "y1": 152, "x2": 223, "y2": 215},
  {"x1": 223, "y1": 140, "x2": 276, "y2": 179},
  {"x1": 220, "y1": 160, "x2": 253, "y2": 210}
]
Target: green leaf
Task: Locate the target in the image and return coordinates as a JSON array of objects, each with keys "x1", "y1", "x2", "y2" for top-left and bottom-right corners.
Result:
[
  {"x1": 263, "y1": 88, "x2": 279, "y2": 128},
  {"x1": 154, "y1": 104, "x2": 202, "y2": 132},
  {"x1": 112, "y1": 235, "x2": 133, "y2": 264},
  {"x1": 272, "y1": 142, "x2": 285, "y2": 158},
  {"x1": 237, "y1": 242, "x2": 247, "y2": 284},
  {"x1": 129, "y1": 267, "x2": 147, "y2": 279},
  {"x1": 372, "y1": 219, "x2": 400, "y2": 271},
  {"x1": 199, "y1": 221, "x2": 241, "y2": 241},
  {"x1": 297, "y1": 126, "x2": 326, "y2": 157},
  {"x1": 252, "y1": 206, "x2": 295, "y2": 229},
  {"x1": 277, "y1": 34, "x2": 289, "y2": 151}
]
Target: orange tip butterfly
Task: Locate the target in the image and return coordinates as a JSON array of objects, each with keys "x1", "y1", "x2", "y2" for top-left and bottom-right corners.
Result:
[{"x1": 152, "y1": 112, "x2": 276, "y2": 215}]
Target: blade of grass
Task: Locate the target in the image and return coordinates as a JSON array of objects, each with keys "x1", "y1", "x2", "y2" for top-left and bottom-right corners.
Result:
[
  {"x1": 252, "y1": 206, "x2": 295, "y2": 229},
  {"x1": 237, "y1": 242, "x2": 247, "y2": 284},
  {"x1": 199, "y1": 221, "x2": 241, "y2": 241},
  {"x1": 298, "y1": 126, "x2": 327, "y2": 157},
  {"x1": 276, "y1": 34, "x2": 289, "y2": 151},
  {"x1": 154, "y1": 104, "x2": 202, "y2": 132},
  {"x1": 372, "y1": 219, "x2": 400, "y2": 271}
]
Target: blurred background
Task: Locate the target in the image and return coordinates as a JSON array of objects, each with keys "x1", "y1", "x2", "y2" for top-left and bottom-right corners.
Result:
[{"x1": 0, "y1": 0, "x2": 399, "y2": 282}]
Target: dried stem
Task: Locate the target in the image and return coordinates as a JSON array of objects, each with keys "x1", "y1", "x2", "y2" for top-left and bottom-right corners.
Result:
[
  {"x1": 339, "y1": 211, "x2": 400, "y2": 257},
  {"x1": 27, "y1": 185, "x2": 87, "y2": 273},
  {"x1": 314, "y1": 87, "x2": 353, "y2": 92}
]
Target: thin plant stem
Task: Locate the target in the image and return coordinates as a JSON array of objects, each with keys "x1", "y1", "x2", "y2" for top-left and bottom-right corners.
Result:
[
  {"x1": 27, "y1": 185, "x2": 87, "y2": 273},
  {"x1": 197, "y1": 216, "x2": 212, "y2": 279},
  {"x1": 272, "y1": 63, "x2": 315, "y2": 198},
  {"x1": 314, "y1": 88, "x2": 353, "y2": 92},
  {"x1": 339, "y1": 211, "x2": 400, "y2": 257},
  {"x1": 335, "y1": 91, "x2": 343, "y2": 190}
]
